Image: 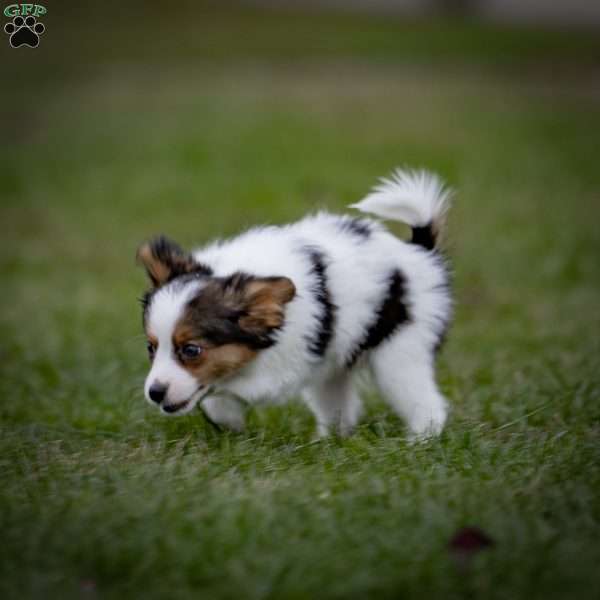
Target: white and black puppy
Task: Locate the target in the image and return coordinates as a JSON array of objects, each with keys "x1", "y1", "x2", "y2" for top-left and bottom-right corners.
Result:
[{"x1": 137, "y1": 169, "x2": 452, "y2": 439}]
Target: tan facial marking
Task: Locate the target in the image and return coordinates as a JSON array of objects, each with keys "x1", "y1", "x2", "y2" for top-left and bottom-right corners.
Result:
[
  {"x1": 187, "y1": 343, "x2": 257, "y2": 383},
  {"x1": 237, "y1": 277, "x2": 296, "y2": 333},
  {"x1": 147, "y1": 333, "x2": 158, "y2": 346},
  {"x1": 173, "y1": 322, "x2": 257, "y2": 384},
  {"x1": 172, "y1": 323, "x2": 200, "y2": 349},
  {"x1": 136, "y1": 243, "x2": 172, "y2": 288}
]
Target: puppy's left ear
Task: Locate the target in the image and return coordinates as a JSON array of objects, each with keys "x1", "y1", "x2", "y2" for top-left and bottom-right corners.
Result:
[
  {"x1": 136, "y1": 236, "x2": 212, "y2": 288},
  {"x1": 223, "y1": 275, "x2": 296, "y2": 334}
]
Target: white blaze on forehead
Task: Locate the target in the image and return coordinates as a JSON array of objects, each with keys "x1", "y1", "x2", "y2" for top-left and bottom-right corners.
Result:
[
  {"x1": 144, "y1": 280, "x2": 206, "y2": 407},
  {"x1": 147, "y1": 280, "x2": 203, "y2": 343}
]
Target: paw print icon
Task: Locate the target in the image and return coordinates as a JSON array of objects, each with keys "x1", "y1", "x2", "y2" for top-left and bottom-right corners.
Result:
[{"x1": 4, "y1": 15, "x2": 45, "y2": 48}]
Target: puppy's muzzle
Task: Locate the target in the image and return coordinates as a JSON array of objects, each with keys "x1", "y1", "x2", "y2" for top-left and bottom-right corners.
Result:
[{"x1": 158, "y1": 385, "x2": 210, "y2": 415}]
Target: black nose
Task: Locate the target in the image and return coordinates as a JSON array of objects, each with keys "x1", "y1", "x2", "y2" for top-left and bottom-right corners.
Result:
[{"x1": 148, "y1": 383, "x2": 168, "y2": 404}]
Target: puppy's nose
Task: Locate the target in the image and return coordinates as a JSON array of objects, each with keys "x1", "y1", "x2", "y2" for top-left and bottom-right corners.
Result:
[{"x1": 148, "y1": 383, "x2": 168, "y2": 404}]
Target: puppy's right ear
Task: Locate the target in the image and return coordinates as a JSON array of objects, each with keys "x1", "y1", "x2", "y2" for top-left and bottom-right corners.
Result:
[{"x1": 136, "y1": 236, "x2": 212, "y2": 288}]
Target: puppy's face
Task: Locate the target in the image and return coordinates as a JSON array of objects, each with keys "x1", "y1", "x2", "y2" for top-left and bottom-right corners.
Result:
[{"x1": 137, "y1": 237, "x2": 295, "y2": 415}]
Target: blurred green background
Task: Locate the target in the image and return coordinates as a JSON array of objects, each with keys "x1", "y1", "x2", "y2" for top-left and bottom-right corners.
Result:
[{"x1": 1, "y1": 2, "x2": 599, "y2": 599}]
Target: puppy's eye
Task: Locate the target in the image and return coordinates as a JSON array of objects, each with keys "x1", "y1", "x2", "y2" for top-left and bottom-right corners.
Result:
[
  {"x1": 181, "y1": 344, "x2": 202, "y2": 360},
  {"x1": 147, "y1": 341, "x2": 156, "y2": 359}
]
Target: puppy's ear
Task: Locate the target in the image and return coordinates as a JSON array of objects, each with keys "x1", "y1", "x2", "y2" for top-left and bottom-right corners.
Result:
[
  {"x1": 136, "y1": 236, "x2": 212, "y2": 288},
  {"x1": 221, "y1": 274, "x2": 296, "y2": 334}
]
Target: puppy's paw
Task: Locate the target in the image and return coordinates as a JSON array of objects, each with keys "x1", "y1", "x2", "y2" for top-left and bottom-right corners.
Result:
[
  {"x1": 201, "y1": 394, "x2": 246, "y2": 432},
  {"x1": 405, "y1": 404, "x2": 447, "y2": 443}
]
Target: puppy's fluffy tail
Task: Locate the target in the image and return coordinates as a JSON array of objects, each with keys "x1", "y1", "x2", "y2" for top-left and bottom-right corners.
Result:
[{"x1": 350, "y1": 168, "x2": 452, "y2": 250}]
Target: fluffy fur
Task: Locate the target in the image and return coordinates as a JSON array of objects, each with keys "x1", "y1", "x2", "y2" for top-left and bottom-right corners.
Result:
[{"x1": 137, "y1": 168, "x2": 453, "y2": 439}]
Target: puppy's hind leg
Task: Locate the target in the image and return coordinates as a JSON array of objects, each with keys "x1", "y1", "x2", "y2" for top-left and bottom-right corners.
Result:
[
  {"x1": 370, "y1": 328, "x2": 448, "y2": 441},
  {"x1": 302, "y1": 372, "x2": 363, "y2": 438}
]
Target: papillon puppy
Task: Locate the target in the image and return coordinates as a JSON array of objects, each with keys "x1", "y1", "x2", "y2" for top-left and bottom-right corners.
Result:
[{"x1": 137, "y1": 168, "x2": 452, "y2": 439}]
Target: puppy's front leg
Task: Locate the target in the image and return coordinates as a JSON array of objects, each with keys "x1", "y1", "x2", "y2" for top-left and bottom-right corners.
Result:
[{"x1": 201, "y1": 393, "x2": 247, "y2": 432}]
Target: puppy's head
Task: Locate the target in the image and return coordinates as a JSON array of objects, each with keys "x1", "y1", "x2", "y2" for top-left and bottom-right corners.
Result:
[{"x1": 137, "y1": 236, "x2": 295, "y2": 415}]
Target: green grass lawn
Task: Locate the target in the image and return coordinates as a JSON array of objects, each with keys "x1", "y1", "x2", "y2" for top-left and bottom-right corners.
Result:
[{"x1": 1, "y1": 5, "x2": 600, "y2": 599}]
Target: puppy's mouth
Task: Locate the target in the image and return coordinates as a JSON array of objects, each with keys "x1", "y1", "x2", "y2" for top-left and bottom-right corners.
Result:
[
  {"x1": 161, "y1": 399, "x2": 192, "y2": 414},
  {"x1": 160, "y1": 385, "x2": 211, "y2": 415}
]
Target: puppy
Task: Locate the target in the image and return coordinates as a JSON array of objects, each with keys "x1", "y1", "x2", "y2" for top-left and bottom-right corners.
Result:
[{"x1": 137, "y1": 168, "x2": 452, "y2": 439}]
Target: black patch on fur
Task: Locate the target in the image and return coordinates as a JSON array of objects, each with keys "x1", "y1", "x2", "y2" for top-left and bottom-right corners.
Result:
[
  {"x1": 182, "y1": 273, "x2": 283, "y2": 350},
  {"x1": 220, "y1": 272, "x2": 254, "y2": 295},
  {"x1": 430, "y1": 253, "x2": 453, "y2": 354},
  {"x1": 411, "y1": 225, "x2": 436, "y2": 250},
  {"x1": 336, "y1": 216, "x2": 372, "y2": 240},
  {"x1": 302, "y1": 246, "x2": 337, "y2": 357},
  {"x1": 346, "y1": 270, "x2": 410, "y2": 367},
  {"x1": 140, "y1": 290, "x2": 155, "y2": 327}
]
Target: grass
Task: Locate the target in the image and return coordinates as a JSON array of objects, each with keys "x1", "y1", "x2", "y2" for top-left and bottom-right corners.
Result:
[{"x1": 1, "y1": 5, "x2": 600, "y2": 599}]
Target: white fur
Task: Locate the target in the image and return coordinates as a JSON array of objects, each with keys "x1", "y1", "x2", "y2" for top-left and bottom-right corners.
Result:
[
  {"x1": 143, "y1": 168, "x2": 453, "y2": 438},
  {"x1": 202, "y1": 393, "x2": 246, "y2": 432},
  {"x1": 350, "y1": 168, "x2": 451, "y2": 228}
]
